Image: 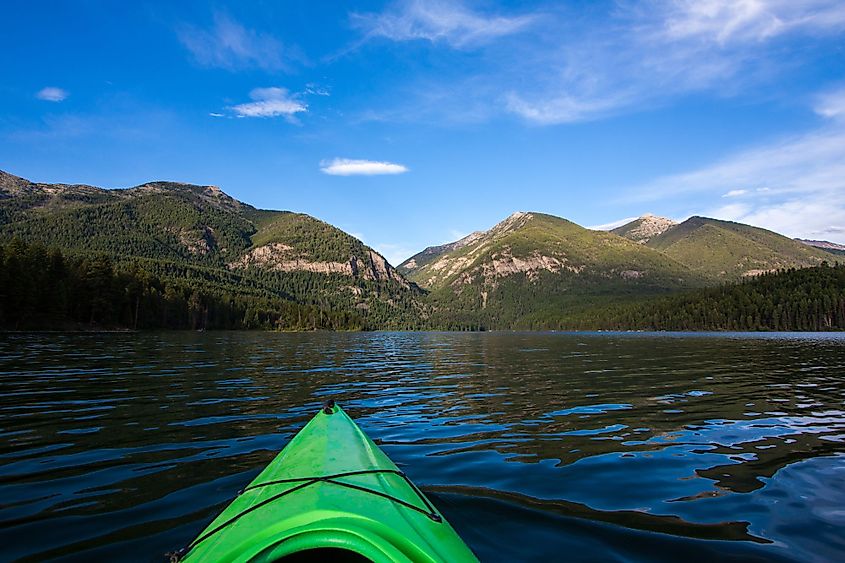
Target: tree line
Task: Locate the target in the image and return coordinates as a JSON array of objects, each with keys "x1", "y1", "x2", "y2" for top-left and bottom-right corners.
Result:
[
  {"x1": 3, "y1": 238, "x2": 843, "y2": 332},
  {"x1": 0, "y1": 239, "x2": 364, "y2": 331},
  {"x1": 566, "y1": 262, "x2": 845, "y2": 331}
]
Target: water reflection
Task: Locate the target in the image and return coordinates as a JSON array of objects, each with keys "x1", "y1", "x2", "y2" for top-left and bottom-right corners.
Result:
[{"x1": 0, "y1": 331, "x2": 844, "y2": 561}]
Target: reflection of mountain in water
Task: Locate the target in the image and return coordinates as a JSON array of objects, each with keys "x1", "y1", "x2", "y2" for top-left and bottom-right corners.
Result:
[{"x1": 1, "y1": 332, "x2": 844, "y2": 561}]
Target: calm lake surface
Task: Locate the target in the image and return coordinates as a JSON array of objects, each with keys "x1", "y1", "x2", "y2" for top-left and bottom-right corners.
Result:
[{"x1": 1, "y1": 331, "x2": 844, "y2": 562}]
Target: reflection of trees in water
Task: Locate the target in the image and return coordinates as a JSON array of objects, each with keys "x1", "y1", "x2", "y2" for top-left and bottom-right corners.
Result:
[
  {"x1": 426, "y1": 485, "x2": 769, "y2": 543},
  {"x1": 1, "y1": 332, "x2": 844, "y2": 559}
]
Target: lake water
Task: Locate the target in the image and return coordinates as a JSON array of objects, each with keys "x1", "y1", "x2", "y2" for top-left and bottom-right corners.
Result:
[{"x1": 1, "y1": 331, "x2": 844, "y2": 562}]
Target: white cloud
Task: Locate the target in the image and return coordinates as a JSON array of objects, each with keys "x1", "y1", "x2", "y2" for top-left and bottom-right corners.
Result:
[
  {"x1": 178, "y1": 13, "x2": 294, "y2": 71},
  {"x1": 505, "y1": 91, "x2": 635, "y2": 125},
  {"x1": 209, "y1": 112, "x2": 224, "y2": 118},
  {"x1": 229, "y1": 87, "x2": 307, "y2": 119},
  {"x1": 504, "y1": 1, "x2": 845, "y2": 125},
  {"x1": 711, "y1": 199, "x2": 845, "y2": 243},
  {"x1": 659, "y1": 0, "x2": 845, "y2": 45},
  {"x1": 588, "y1": 216, "x2": 640, "y2": 231},
  {"x1": 36, "y1": 87, "x2": 68, "y2": 102},
  {"x1": 351, "y1": 0, "x2": 535, "y2": 48},
  {"x1": 625, "y1": 95, "x2": 845, "y2": 243},
  {"x1": 710, "y1": 202, "x2": 752, "y2": 221},
  {"x1": 304, "y1": 84, "x2": 330, "y2": 96},
  {"x1": 630, "y1": 126, "x2": 845, "y2": 203},
  {"x1": 722, "y1": 189, "x2": 748, "y2": 198},
  {"x1": 345, "y1": 2, "x2": 845, "y2": 126},
  {"x1": 320, "y1": 158, "x2": 409, "y2": 176},
  {"x1": 373, "y1": 243, "x2": 417, "y2": 267},
  {"x1": 815, "y1": 85, "x2": 845, "y2": 120}
]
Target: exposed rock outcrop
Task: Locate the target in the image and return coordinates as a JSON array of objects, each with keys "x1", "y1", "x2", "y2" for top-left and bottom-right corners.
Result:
[
  {"x1": 612, "y1": 214, "x2": 678, "y2": 244},
  {"x1": 229, "y1": 244, "x2": 409, "y2": 287}
]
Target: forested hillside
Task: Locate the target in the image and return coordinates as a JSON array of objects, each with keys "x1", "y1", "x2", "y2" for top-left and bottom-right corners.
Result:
[
  {"x1": 2, "y1": 169, "x2": 842, "y2": 332},
  {"x1": 0, "y1": 240, "x2": 364, "y2": 330},
  {"x1": 564, "y1": 263, "x2": 845, "y2": 331},
  {"x1": 0, "y1": 170, "x2": 424, "y2": 329}
]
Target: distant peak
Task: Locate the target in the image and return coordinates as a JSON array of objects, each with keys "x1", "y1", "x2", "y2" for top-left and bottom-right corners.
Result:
[
  {"x1": 639, "y1": 213, "x2": 675, "y2": 223},
  {"x1": 797, "y1": 238, "x2": 845, "y2": 252},
  {"x1": 488, "y1": 211, "x2": 534, "y2": 237},
  {"x1": 613, "y1": 214, "x2": 678, "y2": 243}
]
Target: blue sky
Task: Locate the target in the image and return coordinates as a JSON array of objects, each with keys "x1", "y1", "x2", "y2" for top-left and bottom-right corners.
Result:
[{"x1": 2, "y1": 1, "x2": 845, "y2": 264}]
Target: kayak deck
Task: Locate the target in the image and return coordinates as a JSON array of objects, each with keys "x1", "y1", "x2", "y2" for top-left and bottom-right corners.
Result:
[{"x1": 175, "y1": 402, "x2": 477, "y2": 562}]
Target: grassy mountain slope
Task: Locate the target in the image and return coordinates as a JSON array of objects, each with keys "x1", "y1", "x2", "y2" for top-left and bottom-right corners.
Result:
[
  {"x1": 403, "y1": 211, "x2": 703, "y2": 329},
  {"x1": 0, "y1": 170, "x2": 422, "y2": 329},
  {"x1": 645, "y1": 216, "x2": 830, "y2": 280}
]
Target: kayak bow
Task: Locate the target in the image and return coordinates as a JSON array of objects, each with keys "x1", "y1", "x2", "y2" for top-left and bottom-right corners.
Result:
[{"x1": 174, "y1": 401, "x2": 478, "y2": 562}]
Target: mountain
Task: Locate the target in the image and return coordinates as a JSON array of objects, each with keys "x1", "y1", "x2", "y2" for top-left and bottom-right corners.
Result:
[
  {"x1": 3, "y1": 168, "x2": 839, "y2": 332},
  {"x1": 609, "y1": 214, "x2": 677, "y2": 244},
  {"x1": 642, "y1": 216, "x2": 830, "y2": 280},
  {"x1": 398, "y1": 231, "x2": 486, "y2": 276},
  {"x1": 0, "y1": 170, "x2": 422, "y2": 329},
  {"x1": 797, "y1": 239, "x2": 845, "y2": 256},
  {"x1": 400, "y1": 211, "x2": 703, "y2": 329}
]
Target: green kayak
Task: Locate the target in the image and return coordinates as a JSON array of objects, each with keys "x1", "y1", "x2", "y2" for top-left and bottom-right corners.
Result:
[{"x1": 173, "y1": 401, "x2": 478, "y2": 562}]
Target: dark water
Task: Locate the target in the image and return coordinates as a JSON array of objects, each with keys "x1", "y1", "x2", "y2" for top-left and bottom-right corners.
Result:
[{"x1": 1, "y1": 332, "x2": 844, "y2": 562}]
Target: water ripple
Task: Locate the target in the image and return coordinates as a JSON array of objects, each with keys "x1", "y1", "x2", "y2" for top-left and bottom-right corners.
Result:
[{"x1": 0, "y1": 331, "x2": 844, "y2": 561}]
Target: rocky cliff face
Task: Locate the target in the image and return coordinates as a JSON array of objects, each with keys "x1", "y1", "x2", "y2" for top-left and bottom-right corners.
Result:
[
  {"x1": 231, "y1": 243, "x2": 409, "y2": 287},
  {"x1": 610, "y1": 214, "x2": 678, "y2": 244}
]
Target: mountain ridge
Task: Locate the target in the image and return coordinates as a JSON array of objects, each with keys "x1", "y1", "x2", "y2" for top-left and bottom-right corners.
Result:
[
  {"x1": 2, "y1": 169, "x2": 840, "y2": 330},
  {"x1": 400, "y1": 211, "x2": 704, "y2": 329},
  {"x1": 0, "y1": 169, "x2": 423, "y2": 329},
  {"x1": 644, "y1": 216, "x2": 830, "y2": 280},
  {"x1": 797, "y1": 238, "x2": 845, "y2": 255}
]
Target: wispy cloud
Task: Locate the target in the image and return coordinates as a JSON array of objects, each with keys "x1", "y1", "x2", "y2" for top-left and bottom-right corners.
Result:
[
  {"x1": 630, "y1": 127, "x2": 845, "y2": 203},
  {"x1": 178, "y1": 13, "x2": 297, "y2": 71},
  {"x1": 304, "y1": 84, "x2": 330, "y2": 97},
  {"x1": 229, "y1": 87, "x2": 307, "y2": 120},
  {"x1": 349, "y1": 1, "x2": 845, "y2": 126},
  {"x1": 505, "y1": 90, "x2": 636, "y2": 126},
  {"x1": 624, "y1": 94, "x2": 845, "y2": 243},
  {"x1": 658, "y1": 0, "x2": 845, "y2": 45},
  {"x1": 320, "y1": 158, "x2": 409, "y2": 176},
  {"x1": 36, "y1": 87, "x2": 68, "y2": 102},
  {"x1": 372, "y1": 242, "x2": 416, "y2": 266},
  {"x1": 351, "y1": 0, "x2": 535, "y2": 48},
  {"x1": 505, "y1": 1, "x2": 845, "y2": 124},
  {"x1": 588, "y1": 216, "x2": 641, "y2": 231},
  {"x1": 814, "y1": 85, "x2": 845, "y2": 120}
]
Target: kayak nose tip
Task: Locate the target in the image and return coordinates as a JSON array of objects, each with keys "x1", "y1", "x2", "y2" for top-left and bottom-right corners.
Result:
[{"x1": 323, "y1": 399, "x2": 336, "y2": 414}]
